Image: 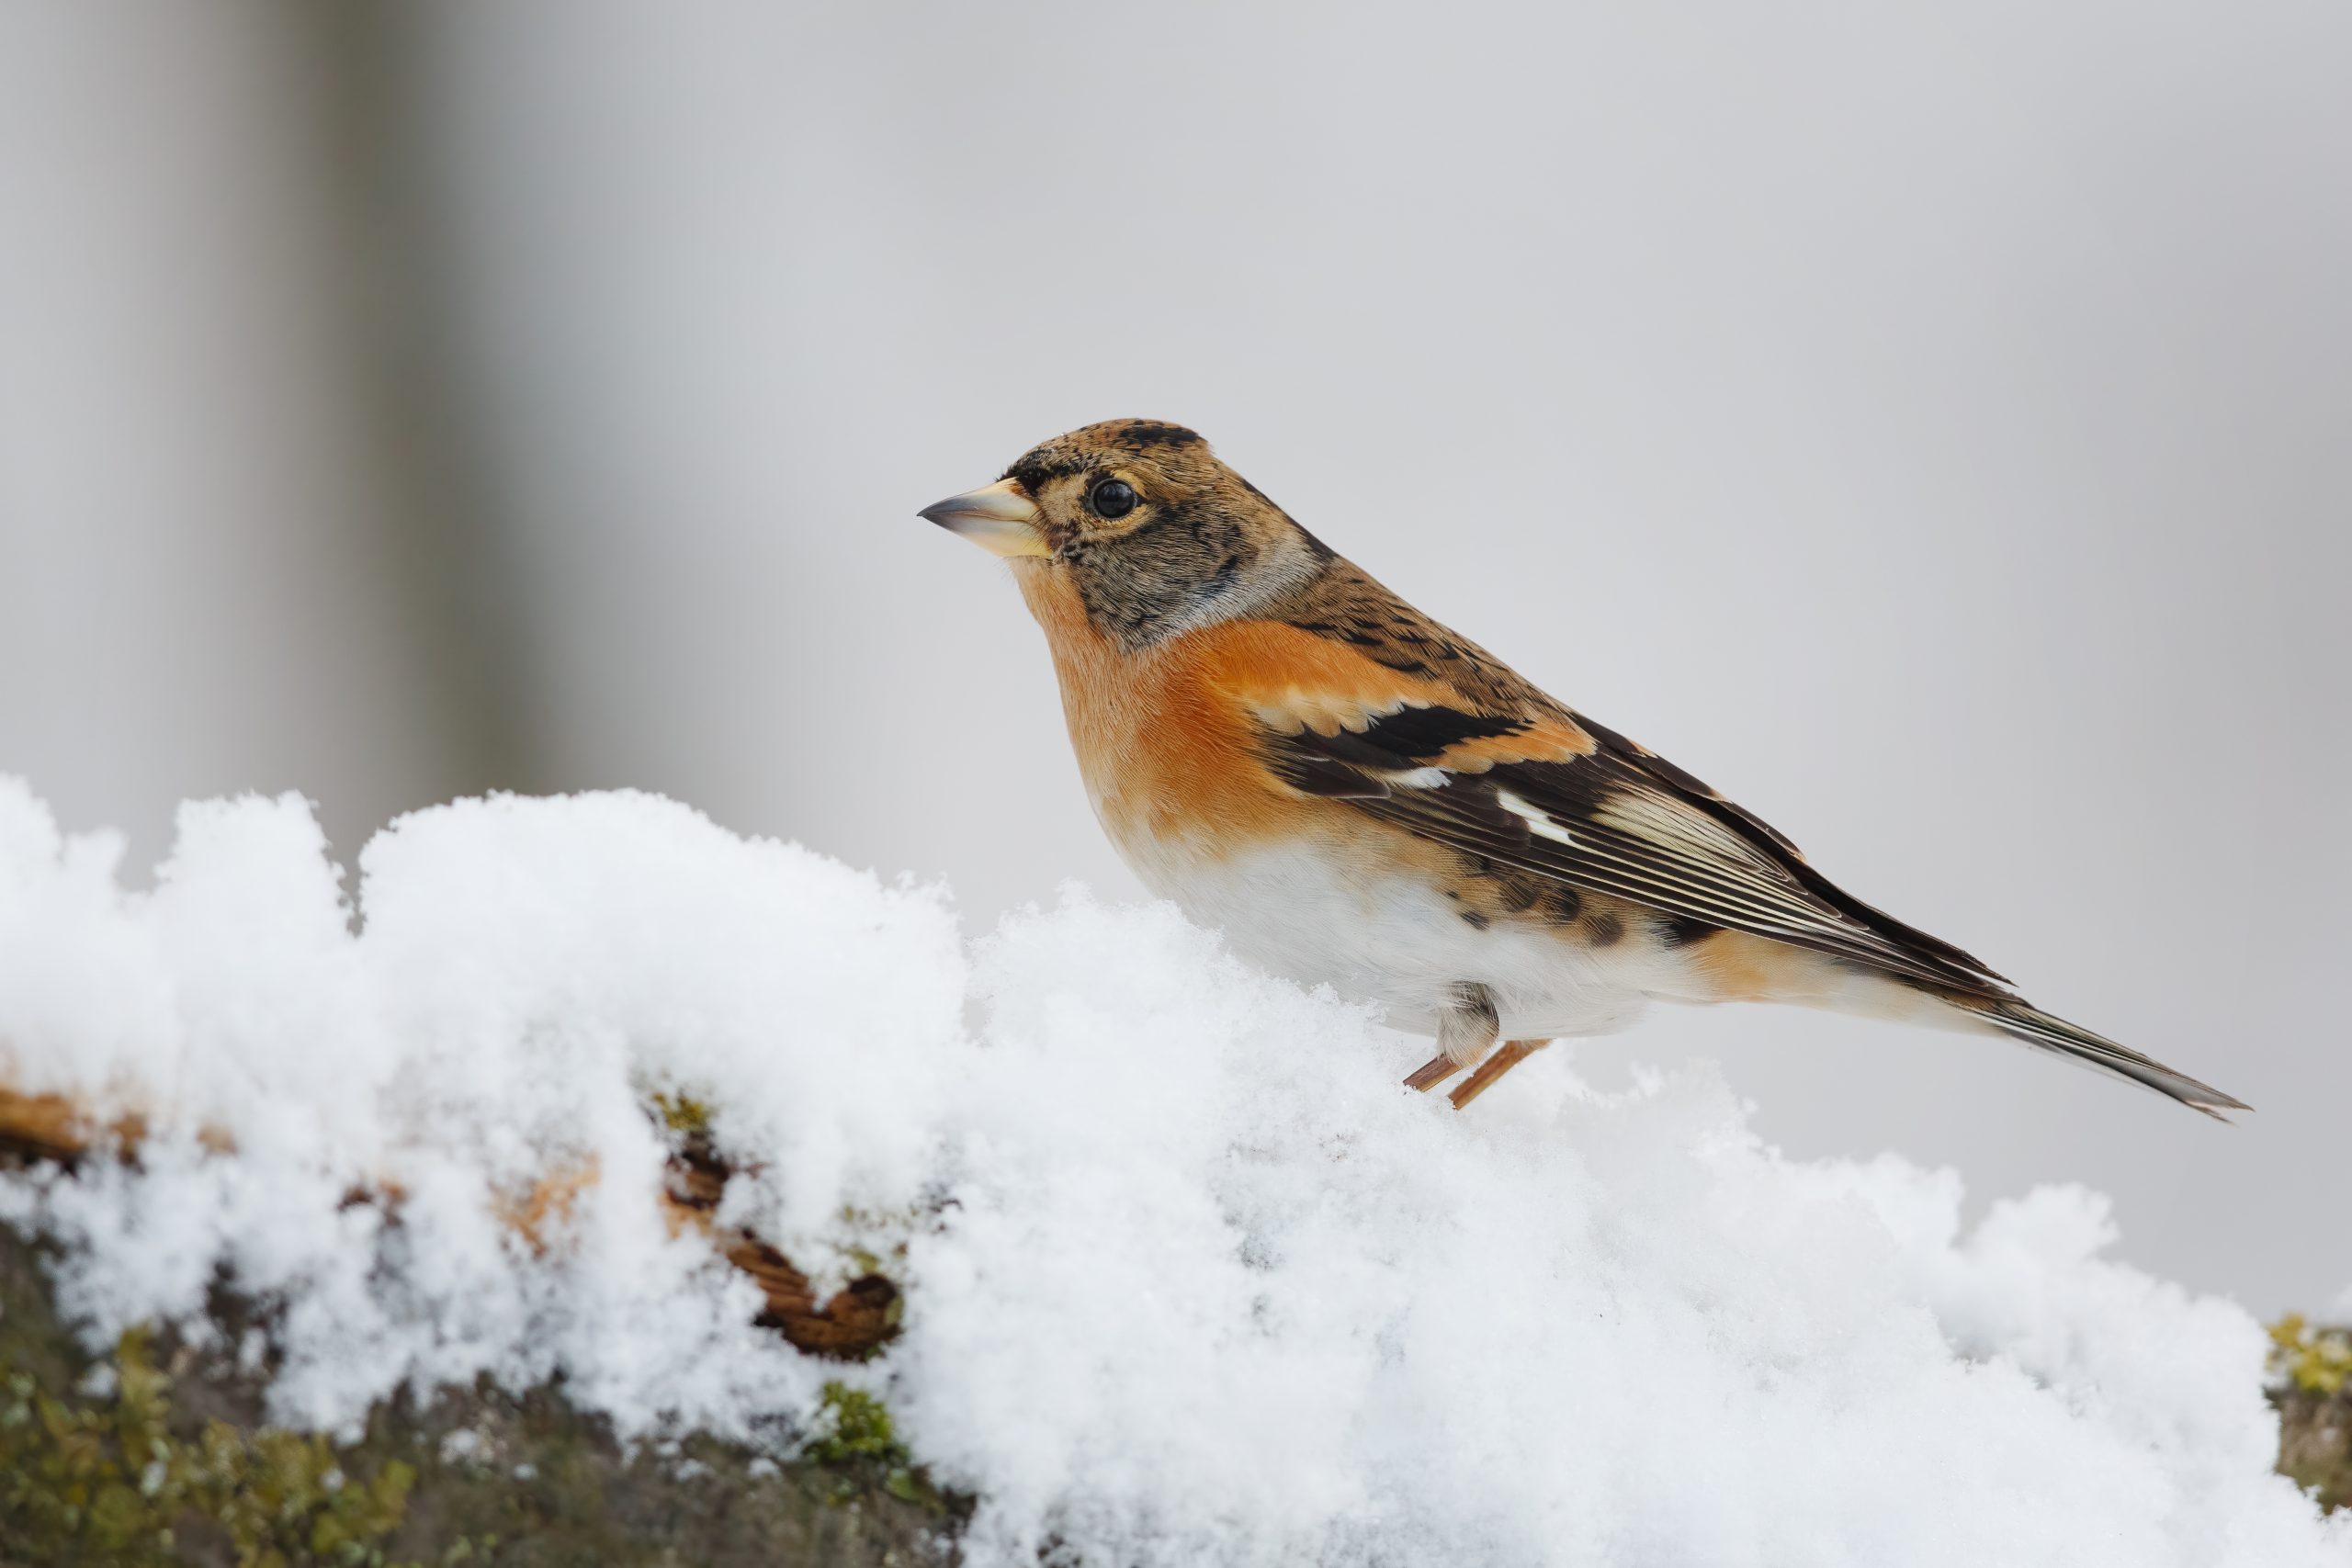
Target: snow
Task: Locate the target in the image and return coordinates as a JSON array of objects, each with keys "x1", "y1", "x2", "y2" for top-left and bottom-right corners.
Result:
[{"x1": 0, "y1": 775, "x2": 2341, "y2": 1566}]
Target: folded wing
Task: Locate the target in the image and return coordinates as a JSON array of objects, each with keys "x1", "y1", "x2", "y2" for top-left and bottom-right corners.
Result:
[{"x1": 1261, "y1": 693, "x2": 2017, "y2": 998}]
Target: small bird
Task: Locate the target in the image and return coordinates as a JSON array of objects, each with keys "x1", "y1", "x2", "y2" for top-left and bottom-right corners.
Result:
[{"x1": 920, "y1": 420, "x2": 2245, "y2": 1117}]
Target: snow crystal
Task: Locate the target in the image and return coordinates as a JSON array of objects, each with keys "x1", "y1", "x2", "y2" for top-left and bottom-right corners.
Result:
[{"x1": 0, "y1": 775, "x2": 2341, "y2": 1566}]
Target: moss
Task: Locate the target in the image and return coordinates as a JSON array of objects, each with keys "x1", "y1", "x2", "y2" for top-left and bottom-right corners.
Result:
[
  {"x1": 645, "y1": 1090, "x2": 713, "y2": 1138},
  {"x1": 2270, "y1": 1314, "x2": 2352, "y2": 1397},
  {"x1": 0, "y1": 1328, "x2": 414, "y2": 1567},
  {"x1": 0, "y1": 1222, "x2": 965, "y2": 1564},
  {"x1": 800, "y1": 1382, "x2": 955, "y2": 1516},
  {"x1": 803, "y1": 1383, "x2": 905, "y2": 1467},
  {"x1": 2271, "y1": 1315, "x2": 2352, "y2": 1514}
]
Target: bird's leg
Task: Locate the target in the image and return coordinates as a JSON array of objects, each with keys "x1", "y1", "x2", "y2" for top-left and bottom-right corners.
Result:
[
  {"x1": 1401, "y1": 1054, "x2": 1464, "y2": 1092},
  {"x1": 1403, "y1": 982, "x2": 1499, "y2": 1092},
  {"x1": 1448, "y1": 1038, "x2": 1552, "y2": 1109}
]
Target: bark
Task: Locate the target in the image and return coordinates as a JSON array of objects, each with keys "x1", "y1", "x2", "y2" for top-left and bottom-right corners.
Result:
[{"x1": 0, "y1": 1222, "x2": 963, "y2": 1568}]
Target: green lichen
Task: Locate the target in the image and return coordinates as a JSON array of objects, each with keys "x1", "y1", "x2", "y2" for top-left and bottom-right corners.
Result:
[
  {"x1": 2270, "y1": 1314, "x2": 2352, "y2": 1396},
  {"x1": 0, "y1": 1328, "x2": 414, "y2": 1568},
  {"x1": 802, "y1": 1382, "x2": 906, "y2": 1466},
  {"x1": 801, "y1": 1381, "x2": 952, "y2": 1514},
  {"x1": 646, "y1": 1090, "x2": 713, "y2": 1138}
]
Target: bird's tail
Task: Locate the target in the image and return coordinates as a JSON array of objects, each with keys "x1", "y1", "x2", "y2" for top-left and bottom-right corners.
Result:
[{"x1": 1933, "y1": 992, "x2": 2250, "y2": 1121}]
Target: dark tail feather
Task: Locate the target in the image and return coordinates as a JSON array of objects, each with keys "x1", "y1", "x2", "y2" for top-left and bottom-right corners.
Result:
[{"x1": 1946, "y1": 996, "x2": 2251, "y2": 1121}]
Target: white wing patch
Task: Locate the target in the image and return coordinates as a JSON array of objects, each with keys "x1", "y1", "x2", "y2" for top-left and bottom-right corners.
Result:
[{"x1": 1495, "y1": 789, "x2": 1577, "y2": 845}]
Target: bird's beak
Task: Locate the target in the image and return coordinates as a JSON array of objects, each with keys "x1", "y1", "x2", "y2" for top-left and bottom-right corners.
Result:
[{"x1": 917, "y1": 477, "x2": 1049, "y2": 558}]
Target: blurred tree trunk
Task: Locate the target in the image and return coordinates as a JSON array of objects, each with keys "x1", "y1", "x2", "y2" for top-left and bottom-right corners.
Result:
[
  {"x1": 0, "y1": 3, "x2": 545, "y2": 871},
  {"x1": 288, "y1": 0, "x2": 546, "y2": 802}
]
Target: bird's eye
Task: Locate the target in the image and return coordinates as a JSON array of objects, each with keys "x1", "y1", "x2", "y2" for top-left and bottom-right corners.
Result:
[{"x1": 1089, "y1": 479, "x2": 1138, "y2": 520}]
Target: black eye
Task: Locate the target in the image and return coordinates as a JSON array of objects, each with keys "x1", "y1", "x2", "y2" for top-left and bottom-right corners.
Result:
[{"x1": 1089, "y1": 479, "x2": 1137, "y2": 520}]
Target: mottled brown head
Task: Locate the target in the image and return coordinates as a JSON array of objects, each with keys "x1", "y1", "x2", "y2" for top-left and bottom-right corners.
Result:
[{"x1": 920, "y1": 419, "x2": 1329, "y2": 648}]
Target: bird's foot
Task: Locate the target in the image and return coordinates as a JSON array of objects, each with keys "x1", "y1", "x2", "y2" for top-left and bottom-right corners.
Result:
[
  {"x1": 1448, "y1": 1038, "x2": 1551, "y2": 1109},
  {"x1": 1405, "y1": 982, "x2": 1502, "y2": 1092},
  {"x1": 1402, "y1": 1053, "x2": 1468, "y2": 1092}
]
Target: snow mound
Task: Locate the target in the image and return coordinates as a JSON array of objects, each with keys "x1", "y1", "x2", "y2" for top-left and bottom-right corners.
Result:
[{"x1": 0, "y1": 778, "x2": 2340, "y2": 1566}]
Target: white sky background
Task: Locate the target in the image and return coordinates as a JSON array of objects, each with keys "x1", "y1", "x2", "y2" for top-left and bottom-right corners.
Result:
[{"x1": 3, "y1": 1, "x2": 2346, "y2": 1314}]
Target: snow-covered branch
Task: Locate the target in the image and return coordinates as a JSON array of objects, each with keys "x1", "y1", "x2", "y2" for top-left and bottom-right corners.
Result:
[{"x1": 0, "y1": 779, "x2": 2342, "y2": 1566}]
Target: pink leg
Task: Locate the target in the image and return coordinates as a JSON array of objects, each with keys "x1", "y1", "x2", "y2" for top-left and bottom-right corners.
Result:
[{"x1": 1448, "y1": 1039, "x2": 1552, "y2": 1109}]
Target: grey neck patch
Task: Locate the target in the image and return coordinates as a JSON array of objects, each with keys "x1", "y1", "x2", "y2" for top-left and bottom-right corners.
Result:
[{"x1": 1069, "y1": 512, "x2": 1327, "y2": 652}]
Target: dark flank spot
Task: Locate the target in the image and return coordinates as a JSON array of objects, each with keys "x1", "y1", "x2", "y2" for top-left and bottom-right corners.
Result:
[
  {"x1": 1461, "y1": 910, "x2": 1491, "y2": 931},
  {"x1": 1544, "y1": 885, "x2": 1584, "y2": 923},
  {"x1": 1585, "y1": 911, "x2": 1624, "y2": 947},
  {"x1": 1658, "y1": 913, "x2": 1720, "y2": 947},
  {"x1": 1496, "y1": 877, "x2": 1546, "y2": 913}
]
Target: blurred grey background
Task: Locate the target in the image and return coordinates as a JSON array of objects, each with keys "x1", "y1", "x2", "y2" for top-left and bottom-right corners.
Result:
[{"x1": 2, "y1": 3, "x2": 2345, "y2": 1314}]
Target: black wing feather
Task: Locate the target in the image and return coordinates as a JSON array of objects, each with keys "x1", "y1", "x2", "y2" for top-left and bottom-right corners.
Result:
[
  {"x1": 1272, "y1": 704, "x2": 2017, "y2": 998},
  {"x1": 1567, "y1": 713, "x2": 2008, "y2": 984}
]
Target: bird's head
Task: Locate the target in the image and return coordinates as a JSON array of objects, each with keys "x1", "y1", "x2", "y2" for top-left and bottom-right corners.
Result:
[{"x1": 920, "y1": 419, "x2": 1329, "y2": 649}]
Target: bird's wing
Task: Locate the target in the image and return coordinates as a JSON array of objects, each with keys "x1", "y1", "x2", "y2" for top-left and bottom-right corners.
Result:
[{"x1": 1215, "y1": 615, "x2": 2016, "y2": 999}]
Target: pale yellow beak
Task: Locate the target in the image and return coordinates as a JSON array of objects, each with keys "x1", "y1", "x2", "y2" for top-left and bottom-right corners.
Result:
[{"x1": 917, "y1": 477, "x2": 1049, "y2": 558}]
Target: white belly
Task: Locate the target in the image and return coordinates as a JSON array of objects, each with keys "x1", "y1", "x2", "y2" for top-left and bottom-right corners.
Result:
[{"x1": 1124, "y1": 838, "x2": 1685, "y2": 1043}]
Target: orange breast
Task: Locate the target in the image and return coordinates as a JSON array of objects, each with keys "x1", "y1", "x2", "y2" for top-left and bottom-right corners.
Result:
[
  {"x1": 1014, "y1": 566, "x2": 1313, "y2": 854},
  {"x1": 1010, "y1": 568, "x2": 1589, "y2": 873}
]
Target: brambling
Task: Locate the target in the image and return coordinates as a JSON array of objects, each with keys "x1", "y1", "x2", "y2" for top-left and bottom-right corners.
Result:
[{"x1": 921, "y1": 420, "x2": 2245, "y2": 1117}]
